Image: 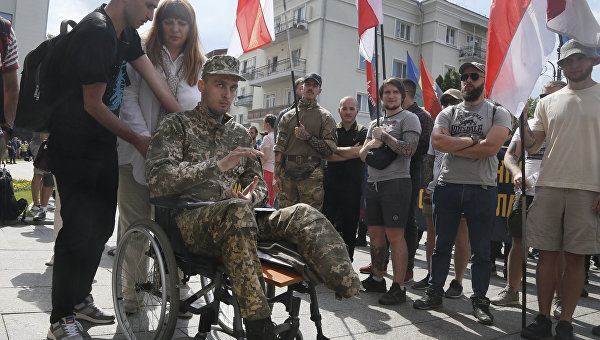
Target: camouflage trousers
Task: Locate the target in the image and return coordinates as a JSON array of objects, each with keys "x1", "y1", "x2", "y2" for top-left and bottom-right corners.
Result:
[
  {"x1": 279, "y1": 166, "x2": 324, "y2": 211},
  {"x1": 175, "y1": 199, "x2": 361, "y2": 320}
]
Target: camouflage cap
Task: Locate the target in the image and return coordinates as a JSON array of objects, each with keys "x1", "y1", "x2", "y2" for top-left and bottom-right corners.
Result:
[{"x1": 201, "y1": 55, "x2": 247, "y2": 81}]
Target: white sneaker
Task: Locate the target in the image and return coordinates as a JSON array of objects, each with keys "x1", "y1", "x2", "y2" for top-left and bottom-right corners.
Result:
[
  {"x1": 73, "y1": 294, "x2": 115, "y2": 324},
  {"x1": 30, "y1": 204, "x2": 42, "y2": 213},
  {"x1": 47, "y1": 315, "x2": 90, "y2": 340},
  {"x1": 45, "y1": 255, "x2": 54, "y2": 266}
]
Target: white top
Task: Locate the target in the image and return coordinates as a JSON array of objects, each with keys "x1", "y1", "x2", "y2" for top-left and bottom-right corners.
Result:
[
  {"x1": 511, "y1": 119, "x2": 545, "y2": 196},
  {"x1": 260, "y1": 131, "x2": 275, "y2": 172},
  {"x1": 530, "y1": 84, "x2": 600, "y2": 192},
  {"x1": 118, "y1": 46, "x2": 202, "y2": 185},
  {"x1": 426, "y1": 139, "x2": 445, "y2": 193}
]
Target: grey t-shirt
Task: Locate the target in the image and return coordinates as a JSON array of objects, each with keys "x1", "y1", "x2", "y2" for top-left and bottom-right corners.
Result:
[
  {"x1": 366, "y1": 110, "x2": 421, "y2": 182},
  {"x1": 435, "y1": 100, "x2": 512, "y2": 186}
]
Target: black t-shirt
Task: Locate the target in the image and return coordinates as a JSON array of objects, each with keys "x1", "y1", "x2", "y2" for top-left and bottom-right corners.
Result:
[
  {"x1": 324, "y1": 121, "x2": 367, "y2": 189},
  {"x1": 50, "y1": 5, "x2": 144, "y2": 158}
]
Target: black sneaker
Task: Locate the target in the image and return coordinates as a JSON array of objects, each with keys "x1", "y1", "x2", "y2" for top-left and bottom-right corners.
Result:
[
  {"x1": 555, "y1": 321, "x2": 574, "y2": 340},
  {"x1": 361, "y1": 274, "x2": 386, "y2": 293},
  {"x1": 411, "y1": 274, "x2": 430, "y2": 290},
  {"x1": 471, "y1": 298, "x2": 493, "y2": 325},
  {"x1": 444, "y1": 279, "x2": 463, "y2": 299},
  {"x1": 413, "y1": 288, "x2": 443, "y2": 310},
  {"x1": 379, "y1": 283, "x2": 406, "y2": 305},
  {"x1": 245, "y1": 317, "x2": 277, "y2": 340},
  {"x1": 521, "y1": 314, "x2": 552, "y2": 340}
]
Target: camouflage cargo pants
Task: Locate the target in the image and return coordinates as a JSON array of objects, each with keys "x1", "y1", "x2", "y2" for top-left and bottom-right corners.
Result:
[
  {"x1": 175, "y1": 199, "x2": 360, "y2": 320},
  {"x1": 279, "y1": 166, "x2": 324, "y2": 211}
]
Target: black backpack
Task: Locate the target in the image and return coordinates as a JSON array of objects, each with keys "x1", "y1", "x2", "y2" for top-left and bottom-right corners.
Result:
[
  {"x1": 0, "y1": 167, "x2": 27, "y2": 224},
  {"x1": 14, "y1": 20, "x2": 77, "y2": 132},
  {"x1": 0, "y1": 17, "x2": 12, "y2": 125}
]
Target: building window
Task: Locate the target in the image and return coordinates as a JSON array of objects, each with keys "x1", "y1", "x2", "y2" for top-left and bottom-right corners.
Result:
[
  {"x1": 395, "y1": 21, "x2": 411, "y2": 41},
  {"x1": 359, "y1": 55, "x2": 375, "y2": 71},
  {"x1": 357, "y1": 93, "x2": 369, "y2": 113},
  {"x1": 0, "y1": 12, "x2": 13, "y2": 21},
  {"x1": 446, "y1": 27, "x2": 456, "y2": 46},
  {"x1": 267, "y1": 56, "x2": 278, "y2": 73},
  {"x1": 286, "y1": 90, "x2": 295, "y2": 105},
  {"x1": 265, "y1": 94, "x2": 276, "y2": 108},
  {"x1": 239, "y1": 115, "x2": 244, "y2": 123},
  {"x1": 293, "y1": 7, "x2": 305, "y2": 24},
  {"x1": 274, "y1": 17, "x2": 282, "y2": 33},
  {"x1": 241, "y1": 57, "x2": 255, "y2": 74},
  {"x1": 444, "y1": 65, "x2": 455, "y2": 75},
  {"x1": 393, "y1": 60, "x2": 407, "y2": 78}
]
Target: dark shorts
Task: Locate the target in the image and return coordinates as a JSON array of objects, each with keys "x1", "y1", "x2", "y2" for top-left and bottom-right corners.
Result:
[
  {"x1": 507, "y1": 193, "x2": 534, "y2": 238},
  {"x1": 364, "y1": 178, "x2": 411, "y2": 228}
]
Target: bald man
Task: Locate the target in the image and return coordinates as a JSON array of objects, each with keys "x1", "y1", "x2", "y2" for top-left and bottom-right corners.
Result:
[{"x1": 323, "y1": 96, "x2": 368, "y2": 261}]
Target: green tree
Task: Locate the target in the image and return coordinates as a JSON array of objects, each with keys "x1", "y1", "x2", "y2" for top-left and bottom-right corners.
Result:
[
  {"x1": 436, "y1": 69, "x2": 461, "y2": 92},
  {"x1": 435, "y1": 75, "x2": 443, "y2": 89},
  {"x1": 526, "y1": 97, "x2": 538, "y2": 119}
]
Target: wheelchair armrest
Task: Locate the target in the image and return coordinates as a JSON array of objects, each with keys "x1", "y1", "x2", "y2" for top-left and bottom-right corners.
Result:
[{"x1": 150, "y1": 196, "x2": 214, "y2": 210}]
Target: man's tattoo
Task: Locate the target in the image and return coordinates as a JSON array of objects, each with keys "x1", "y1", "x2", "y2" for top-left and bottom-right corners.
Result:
[
  {"x1": 307, "y1": 135, "x2": 334, "y2": 156},
  {"x1": 370, "y1": 245, "x2": 387, "y2": 272},
  {"x1": 274, "y1": 152, "x2": 283, "y2": 176},
  {"x1": 423, "y1": 154, "x2": 435, "y2": 186},
  {"x1": 525, "y1": 126, "x2": 538, "y2": 149},
  {"x1": 381, "y1": 131, "x2": 419, "y2": 158}
]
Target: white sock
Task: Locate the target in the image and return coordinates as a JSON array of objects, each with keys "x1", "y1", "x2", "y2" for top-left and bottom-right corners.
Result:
[
  {"x1": 41, "y1": 206, "x2": 47, "y2": 212},
  {"x1": 372, "y1": 276, "x2": 384, "y2": 282}
]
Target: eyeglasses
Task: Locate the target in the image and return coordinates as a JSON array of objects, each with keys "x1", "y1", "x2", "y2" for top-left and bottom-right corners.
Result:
[{"x1": 460, "y1": 73, "x2": 481, "y2": 82}]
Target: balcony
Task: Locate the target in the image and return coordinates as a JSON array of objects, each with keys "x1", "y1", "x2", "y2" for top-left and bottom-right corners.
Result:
[
  {"x1": 459, "y1": 44, "x2": 486, "y2": 63},
  {"x1": 247, "y1": 57, "x2": 306, "y2": 86},
  {"x1": 274, "y1": 19, "x2": 309, "y2": 43},
  {"x1": 234, "y1": 94, "x2": 253, "y2": 107},
  {"x1": 247, "y1": 104, "x2": 289, "y2": 120}
]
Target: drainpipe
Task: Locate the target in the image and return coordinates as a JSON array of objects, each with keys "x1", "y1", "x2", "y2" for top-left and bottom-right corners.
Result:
[
  {"x1": 318, "y1": 0, "x2": 328, "y2": 75},
  {"x1": 418, "y1": 1, "x2": 424, "y2": 58}
]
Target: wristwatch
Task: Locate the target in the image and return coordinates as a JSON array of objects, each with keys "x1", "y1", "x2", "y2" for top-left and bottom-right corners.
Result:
[{"x1": 469, "y1": 134, "x2": 480, "y2": 146}]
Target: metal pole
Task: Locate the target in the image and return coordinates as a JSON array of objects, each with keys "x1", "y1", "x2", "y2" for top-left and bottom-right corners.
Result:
[
  {"x1": 520, "y1": 112, "x2": 527, "y2": 329},
  {"x1": 380, "y1": 24, "x2": 387, "y2": 79},
  {"x1": 282, "y1": 0, "x2": 300, "y2": 126},
  {"x1": 374, "y1": 26, "x2": 381, "y2": 126}
]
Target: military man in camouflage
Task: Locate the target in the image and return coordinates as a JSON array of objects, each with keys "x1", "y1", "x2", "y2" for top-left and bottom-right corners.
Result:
[
  {"x1": 145, "y1": 56, "x2": 360, "y2": 340},
  {"x1": 273, "y1": 73, "x2": 337, "y2": 211}
]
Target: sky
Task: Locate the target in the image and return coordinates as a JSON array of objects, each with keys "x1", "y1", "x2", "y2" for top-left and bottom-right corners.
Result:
[{"x1": 46, "y1": 0, "x2": 600, "y2": 98}]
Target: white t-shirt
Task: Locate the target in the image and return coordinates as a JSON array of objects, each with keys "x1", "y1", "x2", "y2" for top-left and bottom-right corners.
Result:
[
  {"x1": 426, "y1": 139, "x2": 445, "y2": 193},
  {"x1": 530, "y1": 84, "x2": 600, "y2": 192},
  {"x1": 260, "y1": 132, "x2": 275, "y2": 173},
  {"x1": 511, "y1": 119, "x2": 545, "y2": 196}
]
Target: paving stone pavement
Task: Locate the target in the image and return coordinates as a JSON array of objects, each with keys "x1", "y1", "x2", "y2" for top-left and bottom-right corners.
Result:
[{"x1": 1, "y1": 161, "x2": 599, "y2": 339}]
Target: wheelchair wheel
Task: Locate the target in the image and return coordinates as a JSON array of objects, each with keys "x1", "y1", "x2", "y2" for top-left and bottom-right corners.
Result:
[
  {"x1": 112, "y1": 220, "x2": 180, "y2": 340},
  {"x1": 200, "y1": 275, "x2": 236, "y2": 333},
  {"x1": 274, "y1": 323, "x2": 303, "y2": 340}
]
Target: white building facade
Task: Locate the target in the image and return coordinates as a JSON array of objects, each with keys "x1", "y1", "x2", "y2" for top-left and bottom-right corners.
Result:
[
  {"x1": 230, "y1": 0, "x2": 488, "y2": 128},
  {"x1": 0, "y1": 0, "x2": 50, "y2": 75}
]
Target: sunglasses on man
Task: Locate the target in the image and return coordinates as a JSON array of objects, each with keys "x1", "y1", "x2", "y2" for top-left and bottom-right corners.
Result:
[{"x1": 460, "y1": 73, "x2": 481, "y2": 82}]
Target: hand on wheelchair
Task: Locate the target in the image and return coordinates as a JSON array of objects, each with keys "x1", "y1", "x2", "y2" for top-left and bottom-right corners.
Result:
[
  {"x1": 231, "y1": 175, "x2": 259, "y2": 201},
  {"x1": 216, "y1": 146, "x2": 263, "y2": 172}
]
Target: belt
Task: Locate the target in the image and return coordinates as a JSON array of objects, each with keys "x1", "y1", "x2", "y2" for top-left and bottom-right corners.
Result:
[{"x1": 286, "y1": 155, "x2": 321, "y2": 163}]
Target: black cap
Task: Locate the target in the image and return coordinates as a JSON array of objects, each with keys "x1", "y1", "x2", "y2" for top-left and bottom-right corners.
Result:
[{"x1": 303, "y1": 72, "x2": 322, "y2": 86}]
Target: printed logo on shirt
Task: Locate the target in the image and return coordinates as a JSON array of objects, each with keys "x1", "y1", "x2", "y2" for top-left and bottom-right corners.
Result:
[
  {"x1": 450, "y1": 110, "x2": 484, "y2": 136},
  {"x1": 105, "y1": 61, "x2": 130, "y2": 112}
]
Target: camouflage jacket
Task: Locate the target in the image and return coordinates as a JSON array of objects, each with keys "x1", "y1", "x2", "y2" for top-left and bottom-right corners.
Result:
[
  {"x1": 145, "y1": 105, "x2": 268, "y2": 207},
  {"x1": 274, "y1": 98, "x2": 337, "y2": 158}
]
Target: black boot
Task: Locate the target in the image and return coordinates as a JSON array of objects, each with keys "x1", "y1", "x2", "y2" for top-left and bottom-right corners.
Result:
[{"x1": 245, "y1": 317, "x2": 277, "y2": 340}]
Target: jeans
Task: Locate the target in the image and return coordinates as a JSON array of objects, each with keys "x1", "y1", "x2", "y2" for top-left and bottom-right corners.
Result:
[{"x1": 429, "y1": 182, "x2": 497, "y2": 300}]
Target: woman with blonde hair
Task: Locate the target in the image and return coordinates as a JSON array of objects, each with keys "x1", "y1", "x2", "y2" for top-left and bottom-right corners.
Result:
[{"x1": 116, "y1": 0, "x2": 205, "y2": 315}]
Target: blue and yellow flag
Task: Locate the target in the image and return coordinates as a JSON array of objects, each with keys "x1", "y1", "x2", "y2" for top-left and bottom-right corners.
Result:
[{"x1": 406, "y1": 52, "x2": 424, "y2": 106}]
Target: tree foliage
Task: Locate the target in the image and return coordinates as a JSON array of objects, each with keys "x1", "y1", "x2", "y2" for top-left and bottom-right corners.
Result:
[{"x1": 436, "y1": 69, "x2": 461, "y2": 92}]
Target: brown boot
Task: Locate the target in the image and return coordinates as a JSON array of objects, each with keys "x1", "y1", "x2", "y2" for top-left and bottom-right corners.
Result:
[{"x1": 244, "y1": 317, "x2": 276, "y2": 340}]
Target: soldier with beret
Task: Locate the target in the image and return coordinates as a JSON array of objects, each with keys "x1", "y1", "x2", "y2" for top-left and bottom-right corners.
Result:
[
  {"x1": 273, "y1": 73, "x2": 337, "y2": 211},
  {"x1": 145, "y1": 56, "x2": 361, "y2": 340}
]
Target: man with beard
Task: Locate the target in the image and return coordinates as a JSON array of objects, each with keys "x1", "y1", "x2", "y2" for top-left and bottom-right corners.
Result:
[
  {"x1": 520, "y1": 40, "x2": 600, "y2": 340},
  {"x1": 359, "y1": 78, "x2": 421, "y2": 305},
  {"x1": 412, "y1": 62, "x2": 512, "y2": 326},
  {"x1": 274, "y1": 73, "x2": 337, "y2": 210}
]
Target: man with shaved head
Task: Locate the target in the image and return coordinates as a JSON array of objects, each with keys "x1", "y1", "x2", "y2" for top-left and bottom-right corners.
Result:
[{"x1": 323, "y1": 96, "x2": 368, "y2": 261}]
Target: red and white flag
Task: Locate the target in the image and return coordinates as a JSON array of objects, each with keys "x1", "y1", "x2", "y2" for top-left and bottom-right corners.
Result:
[
  {"x1": 547, "y1": 0, "x2": 600, "y2": 47},
  {"x1": 485, "y1": 0, "x2": 556, "y2": 117},
  {"x1": 357, "y1": 0, "x2": 383, "y2": 61},
  {"x1": 228, "y1": 0, "x2": 275, "y2": 58}
]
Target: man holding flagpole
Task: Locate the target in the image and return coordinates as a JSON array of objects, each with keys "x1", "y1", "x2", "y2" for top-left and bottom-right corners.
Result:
[{"x1": 520, "y1": 40, "x2": 600, "y2": 340}]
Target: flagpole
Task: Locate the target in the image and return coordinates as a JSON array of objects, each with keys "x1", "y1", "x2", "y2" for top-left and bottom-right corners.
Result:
[
  {"x1": 557, "y1": 35, "x2": 564, "y2": 80},
  {"x1": 374, "y1": 26, "x2": 381, "y2": 126},
  {"x1": 520, "y1": 112, "x2": 527, "y2": 330},
  {"x1": 379, "y1": 24, "x2": 387, "y2": 79},
  {"x1": 282, "y1": 0, "x2": 300, "y2": 127}
]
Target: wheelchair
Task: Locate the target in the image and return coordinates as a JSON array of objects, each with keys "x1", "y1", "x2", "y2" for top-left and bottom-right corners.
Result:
[{"x1": 111, "y1": 197, "x2": 329, "y2": 340}]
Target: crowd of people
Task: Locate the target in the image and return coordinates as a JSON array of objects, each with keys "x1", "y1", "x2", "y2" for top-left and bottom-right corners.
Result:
[{"x1": 1, "y1": 1, "x2": 599, "y2": 340}]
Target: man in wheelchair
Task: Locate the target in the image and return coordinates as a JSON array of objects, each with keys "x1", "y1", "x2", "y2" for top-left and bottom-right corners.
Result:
[{"x1": 145, "y1": 55, "x2": 361, "y2": 339}]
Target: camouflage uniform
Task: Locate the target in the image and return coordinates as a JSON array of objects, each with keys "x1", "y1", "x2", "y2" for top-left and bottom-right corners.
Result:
[
  {"x1": 274, "y1": 98, "x2": 337, "y2": 210},
  {"x1": 146, "y1": 101, "x2": 360, "y2": 320}
]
